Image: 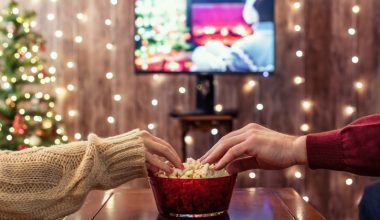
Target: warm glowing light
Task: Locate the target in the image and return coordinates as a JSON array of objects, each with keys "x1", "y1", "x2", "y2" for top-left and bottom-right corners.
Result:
[
  {"x1": 346, "y1": 178, "x2": 353, "y2": 186},
  {"x1": 153, "y1": 74, "x2": 160, "y2": 81},
  {"x1": 55, "y1": 87, "x2": 65, "y2": 96},
  {"x1": 294, "y1": 171, "x2": 302, "y2": 178},
  {"x1": 74, "y1": 133, "x2": 82, "y2": 140},
  {"x1": 6, "y1": 135, "x2": 12, "y2": 141},
  {"x1": 110, "y1": 0, "x2": 118, "y2": 5},
  {"x1": 35, "y1": 92, "x2": 43, "y2": 99},
  {"x1": 148, "y1": 123, "x2": 156, "y2": 130},
  {"x1": 248, "y1": 80, "x2": 257, "y2": 87},
  {"x1": 296, "y1": 50, "x2": 303, "y2": 57},
  {"x1": 74, "y1": 35, "x2": 83, "y2": 43},
  {"x1": 352, "y1": 5, "x2": 360, "y2": 14},
  {"x1": 107, "y1": 116, "x2": 115, "y2": 124},
  {"x1": 105, "y1": 72, "x2": 114, "y2": 79},
  {"x1": 303, "y1": 196, "x2": 309, "y2": 202},
  {"x1": 105, "y1": 19, "x2": 112, "y2": 26},
  {"x1": 256, "y1": 103, "x2": 264, "y2": 111},
  {"x1": 113, "y1": 94, "x2": 122, "y2": 101},
  {"x1": 62, "y1": 135, "x2": 69, "y2": 142},
  {"x1": 151, "y1": 99, "x2": 158, "y2": 106},
  {"x1": 49, "y1": 66, "x2": 56, "y2": 74},
  {"x1": 50, "y1": 51, "x2": 58, "y2": 60},
  {"x1": 47, "y1": 13, "x2": 55, "y2": 21},
  {"x1": 54, "y1": 30, "x2": 63, "y2": 38},
  {"x1": 12, "y1": 8, "x2": 19, "y2": 14},
  {"x1": 249, "y1": 172, "x2": 256, "y2": 179},
  {"x1": 43, "y1": 94, "x2": 50, "y2": 100},
  {"x1": 300, "y1": 123, "x2": 310, "y2": 132},
  {"x1": 352, "y1": 56, "x2": 359, "y2": 64},
  {"x1": 301, "y1": 100, "x2": 312, "y2": 111},
  {"x1": 67, "y1": 84, "x2": 75, "y2": 91},
  {"x1": 46, "y1": 112, "x2": 53, "y2": 118},
  {"x1": 294, "y1": 24, "x2": 301, "y2": 32},
  {"x1": 214, "y1": 104, "x2": 223, "y2": 112},
  {"x1": 211, "y1": 128, "x2": 218, "y2": 136},
  {"x1": 106, "y1": 43, "x2": 114, "y2": 50},
  {"x1": 293, "y1": 2, "x2": 301, "y2": 9},
  {"x1": 179, "y1": 87, "x2": 186, "y2": 94},
  {"x1": 243, "y1": 80, "x2": 257, "y2": 93},
  {"x1": 184, "y1": 135, "x2": 193, "y2": 145},
  {"x1": 66, "y1": 61, "x2": 76, "y2": 69},
  {"x1": 55, "y1": 115, "x2": 62, "y2": 121},
  {"x1": 348, "y1": 28, "x2": 356, "y2": 35},
  {"x1": 68, "y1": 110, "x2": 78, "y2": 117},
  {"x1": 56, "y1": 128, "x2": 64, "y2": 135},
  {"x1": 354, "y1": 81, "x2": 364, "y2": 90},
  {"x1": 344, "y1": 105, "x2": 356, "y2": 116},
  {"x1": 76, "y1": 13, "x2": 87, "y2": 22}
]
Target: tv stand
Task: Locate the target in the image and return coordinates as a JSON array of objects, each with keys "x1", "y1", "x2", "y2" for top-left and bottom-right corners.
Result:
[
  {"x1": 196, "y1": 75, "x2": 214, "y2": 113},
  {"x1": 169, "y1": 111, "x2": 238, "y2": 159}
]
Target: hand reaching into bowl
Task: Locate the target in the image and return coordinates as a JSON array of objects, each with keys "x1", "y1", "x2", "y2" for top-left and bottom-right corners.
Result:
[
  {"x1": 200, "y1": 123, "x2": 307, "y2": 174},
  {"x1": 141, "y1": 130, "x2": 183, "y2": 174}
]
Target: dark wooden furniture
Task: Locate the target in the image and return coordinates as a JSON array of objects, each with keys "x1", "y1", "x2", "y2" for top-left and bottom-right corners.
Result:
[
  {"x1": 170, "y1": 111, "x2": 238, "y2": 159},
  {"x1": 66, "y1": 188, "x2": 325, "y2": 220}
]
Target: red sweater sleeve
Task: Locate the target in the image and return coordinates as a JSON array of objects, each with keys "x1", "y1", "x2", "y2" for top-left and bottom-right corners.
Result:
[{"x1": 306, "y1": 114, "x2": 380, "y2": 176}]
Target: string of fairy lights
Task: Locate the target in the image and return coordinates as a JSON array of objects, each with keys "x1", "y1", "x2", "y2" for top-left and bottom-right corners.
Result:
[
  {"x1": 344, "y1": 0, "x2": 362, "y2": 189},
  {"x1": 289, "y1": 0, "x2": 363, "y2": 203},
  {"x1": 44, "y1": 0, "x2": 120, "y2": 140},
  {"x1": 291, "y1": 0, "x2": 309, "y2": 203}
]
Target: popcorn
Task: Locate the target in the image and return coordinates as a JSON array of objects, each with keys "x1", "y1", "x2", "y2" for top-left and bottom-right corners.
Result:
[{"x1": 156, "y1": 158, "x2": 229, "y2": 179}]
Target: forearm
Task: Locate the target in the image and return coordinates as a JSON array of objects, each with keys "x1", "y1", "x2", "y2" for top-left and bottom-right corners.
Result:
[
  {"x1": 0, "y1": 129, "x2": 146, "y2": 219},
  {"x1": 306, "y1": 114, "x2": 380, "y2": 176}
]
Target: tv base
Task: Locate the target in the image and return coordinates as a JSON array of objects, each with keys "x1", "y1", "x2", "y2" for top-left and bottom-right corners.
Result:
[{"x1": 196, "y1": 75, "x2": 214, "y2": 114}]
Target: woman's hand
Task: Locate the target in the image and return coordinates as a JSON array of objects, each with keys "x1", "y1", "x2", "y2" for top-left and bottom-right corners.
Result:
[
  {"x1": 200, "y1": 123, "x2": 307, "y2": 174},
  {"x1": 140, "y1": 130, "x2": 183, "y2": 173}
]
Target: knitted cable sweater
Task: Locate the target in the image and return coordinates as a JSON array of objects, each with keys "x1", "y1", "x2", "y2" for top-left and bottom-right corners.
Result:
[{"x1": 0, "y1": 129, "x2": 146, "y2": 219}]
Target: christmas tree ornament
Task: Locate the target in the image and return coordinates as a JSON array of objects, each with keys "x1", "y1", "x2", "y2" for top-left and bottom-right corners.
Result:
[
  {"x1": 6, "y1": 22, "x2": 16, "y2": 33},
  {"x1": 42, "y1": 119, "x2": 52, "y2": 129},
  {"x1": 17, "y1": 144, "x2": 27, "y2": 151},
  {"x1": 5, "y1": 98, "x2": 15, "y2": 108},
  {"x1": 29, "y1": 135, "x2": 41, "y2": 146},
  {"x1": 12, "y1": 114, "x2": 27, "y2": 134},
  {"x1": 35, "y1": 129, "x2": 43, "y2": 136}
]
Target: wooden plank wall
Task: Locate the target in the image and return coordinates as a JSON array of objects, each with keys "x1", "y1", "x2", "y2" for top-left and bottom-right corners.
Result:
[{"x1": 1, "y1": 0, "x2": 380, "y2": 219}]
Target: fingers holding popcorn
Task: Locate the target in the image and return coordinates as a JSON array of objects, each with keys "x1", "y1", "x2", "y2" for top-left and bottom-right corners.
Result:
[
  {"x1": 146, "y1": 152, "x2": 173, "y2": 173},
  {"x1": 140, "y1": 130, "x2": 183, "y2": 172}
]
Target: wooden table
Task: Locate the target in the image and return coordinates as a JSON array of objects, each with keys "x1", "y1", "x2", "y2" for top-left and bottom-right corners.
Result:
[{"x1": 66, "y1": 188, "x2": 325, "y2": 220}]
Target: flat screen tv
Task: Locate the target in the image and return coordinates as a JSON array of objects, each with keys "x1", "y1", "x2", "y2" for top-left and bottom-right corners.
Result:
[{"x1": 134, "y1": 0, "x2": 275, "y2": 75}]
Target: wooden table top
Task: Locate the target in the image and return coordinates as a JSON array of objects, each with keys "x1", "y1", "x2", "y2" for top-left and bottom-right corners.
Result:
[{"x1": 66, "y1": 188, "x2": 325, "y2": 220}]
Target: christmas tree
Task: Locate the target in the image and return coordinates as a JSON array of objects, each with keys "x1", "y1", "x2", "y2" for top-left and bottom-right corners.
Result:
[
  {"x1": 134, "y1": 0, "x2": 192, "y2": 72},
  {"x1": 0, "y1": 0, "x2": 67, "y2": 151}
]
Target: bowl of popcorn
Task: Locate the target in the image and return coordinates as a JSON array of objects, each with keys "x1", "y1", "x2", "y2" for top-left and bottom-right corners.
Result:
[{"x1": 149, "y1": 158, "x2": 237, "y2": 218}]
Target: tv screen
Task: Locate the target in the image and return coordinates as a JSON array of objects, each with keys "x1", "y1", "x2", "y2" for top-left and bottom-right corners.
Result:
[{"x1": 134, "y1": 0, "x2": 275, "y2": 74}]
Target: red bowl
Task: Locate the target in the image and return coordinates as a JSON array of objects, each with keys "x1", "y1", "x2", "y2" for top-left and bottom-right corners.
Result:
[{"x1": 149, "y1": 173, "x2": 237, "y2": 218}]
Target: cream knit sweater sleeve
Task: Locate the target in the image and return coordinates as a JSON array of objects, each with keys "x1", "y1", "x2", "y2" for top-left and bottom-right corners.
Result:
[{"x1": 0, "y1": 129, "x2": 146, "y2": 220}]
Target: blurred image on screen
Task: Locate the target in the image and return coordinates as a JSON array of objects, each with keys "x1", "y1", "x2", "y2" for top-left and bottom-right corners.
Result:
[{"x1": 134, "y1": 0, "x2": 275, "y2": 74}]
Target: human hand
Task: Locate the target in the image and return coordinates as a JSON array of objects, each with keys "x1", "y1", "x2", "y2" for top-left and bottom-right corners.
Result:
[
  {"x1": 200, "y1": 123, "x2": 307, "y2": 174},
  {"x1": 140, "y1": 130, "x2": 183, "y2": 174}
]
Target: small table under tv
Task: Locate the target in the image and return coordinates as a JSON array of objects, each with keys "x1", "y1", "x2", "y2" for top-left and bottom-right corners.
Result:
[{"x1": 170, "y1": 110, "x2": 238, "y2": 160}]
